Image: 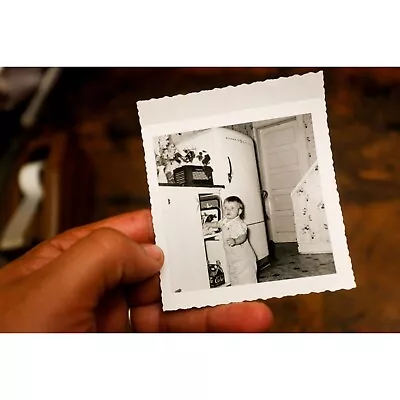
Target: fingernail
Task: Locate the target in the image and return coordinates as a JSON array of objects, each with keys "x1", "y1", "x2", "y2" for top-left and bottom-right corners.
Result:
[{"x1": 144, "y1": 244, "x2": 164, "y2": 262}]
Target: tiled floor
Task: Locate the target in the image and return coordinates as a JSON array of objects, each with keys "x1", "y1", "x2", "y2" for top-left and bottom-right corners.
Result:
[{"x1": 258, "y1": 243, "x2": 336, "y2": 283}]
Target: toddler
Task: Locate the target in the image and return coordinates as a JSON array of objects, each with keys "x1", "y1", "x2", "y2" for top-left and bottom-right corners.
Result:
[{"x1": 204, "y1": 196, "x2": 258, "y2": 286}]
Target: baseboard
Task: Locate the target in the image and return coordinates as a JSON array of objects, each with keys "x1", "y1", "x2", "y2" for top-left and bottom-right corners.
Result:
[
  {"x1": 298, "y1": 242, "x2": 332, "y2": 254},
  {"x1": 257, "y1": 255, "x2": 270, "y2": 270}
]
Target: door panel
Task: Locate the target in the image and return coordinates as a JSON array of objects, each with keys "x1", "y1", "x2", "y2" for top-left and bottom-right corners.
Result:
[
  {"x1": 271, "y1": 193, "x2": 293, "y2": 211},
  {"x1": 276, "y1": 213, "x2": 296, "y2": 231},
  {"x1": 269, "y1": 170, "x2": 301, "y2": 189},
  {"x1": 267, "y1": 148, "x2": 299, "y2": 168},
  {"x1": 264, "y1": 127, "x2": 296, "y2": 147}
]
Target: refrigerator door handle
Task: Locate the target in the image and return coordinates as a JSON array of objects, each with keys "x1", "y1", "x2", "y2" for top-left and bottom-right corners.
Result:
[{"x1": 227, "y1": 156, "x2": 233, "y2": 183}]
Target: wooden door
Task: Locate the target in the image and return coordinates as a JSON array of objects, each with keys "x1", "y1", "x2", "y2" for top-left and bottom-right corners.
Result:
[{"x1": 256, "y1": 118, "x2": 309, "y2": 243}]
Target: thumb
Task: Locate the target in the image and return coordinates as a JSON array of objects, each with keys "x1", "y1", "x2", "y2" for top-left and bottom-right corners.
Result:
[{"x1": 41, "y1": 227, "x2": 164, "y2": 306}]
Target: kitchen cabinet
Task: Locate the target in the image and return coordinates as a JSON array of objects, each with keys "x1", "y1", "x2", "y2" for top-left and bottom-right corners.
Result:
[{"x1": 160, "y1": 186, "x2": 211, "y2": 293}]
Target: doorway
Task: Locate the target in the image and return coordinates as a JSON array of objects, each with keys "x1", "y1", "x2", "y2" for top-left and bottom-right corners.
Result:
[{"x1": 255, "y1": 117, "x2": 309, "y2": 244}]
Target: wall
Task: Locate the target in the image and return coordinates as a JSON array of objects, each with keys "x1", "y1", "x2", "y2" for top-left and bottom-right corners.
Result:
[
  {"x1": 223, "y1": 122, "x2": 254, "y2": 138},
  {"x1": 302, "y1": 113, "x2": 317, "y2": 165},
  {"x1": 291, "y1": 162, "x2": 332, "y2": 254}
]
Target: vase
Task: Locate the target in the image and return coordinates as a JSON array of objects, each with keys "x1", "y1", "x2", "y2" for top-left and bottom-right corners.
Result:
[
  {"x1": 164, "y1": 162, "x2": 175, "y2": 184},
  {"x1": 157, "y1": 166, "x2": 167, "y2": 183}
]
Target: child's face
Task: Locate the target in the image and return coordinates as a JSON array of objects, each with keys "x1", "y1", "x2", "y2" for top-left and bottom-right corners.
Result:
[{"x1": 223, "y1": 201, "x2": 242, "y2": 219}]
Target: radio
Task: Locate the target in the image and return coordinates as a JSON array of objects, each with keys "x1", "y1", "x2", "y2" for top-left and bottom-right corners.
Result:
[{"x1": 173, "y1": 165, "x2": 214, "y2": 186}]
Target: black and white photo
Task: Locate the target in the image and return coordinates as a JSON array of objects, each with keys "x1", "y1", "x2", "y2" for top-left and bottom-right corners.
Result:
[{"x1": 138, "y1": 71, "x2": 355, "y2": 311}]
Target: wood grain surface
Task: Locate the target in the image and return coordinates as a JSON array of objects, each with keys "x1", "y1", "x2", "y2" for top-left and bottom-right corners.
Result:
[{"x1": 33, "y1": 67, "x2": 400, "y2": 332}]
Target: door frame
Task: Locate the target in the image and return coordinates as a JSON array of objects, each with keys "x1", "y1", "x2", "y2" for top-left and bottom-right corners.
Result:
[{"x1": 254, "y1": 116, "x2": 309, "y2": 243}]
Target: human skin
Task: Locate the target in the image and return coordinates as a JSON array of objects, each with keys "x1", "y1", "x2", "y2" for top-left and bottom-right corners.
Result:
[
  {"x1": 0, "y1": 209, "x2": 273, "y2": 333},
  {"x1": 226, "y1": 234, "x2": 247, "y2": 247}
]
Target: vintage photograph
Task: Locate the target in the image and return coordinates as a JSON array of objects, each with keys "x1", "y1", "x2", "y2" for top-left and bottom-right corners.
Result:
[
  {"x1": 152, "y1": 115, "x2": 335, "y2": 294},
  {"x1": 138, "y1": 71, "x2": 355, "y2": 310}
]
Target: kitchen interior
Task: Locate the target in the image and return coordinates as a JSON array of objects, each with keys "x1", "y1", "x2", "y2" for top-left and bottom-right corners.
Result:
[{"x1": 155, "y1": 114, "x2": 336, "y2": 294}]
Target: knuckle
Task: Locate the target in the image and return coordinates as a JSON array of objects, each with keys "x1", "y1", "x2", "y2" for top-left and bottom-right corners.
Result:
[{"x1": 89, "y1": 228, "x2": 131, "y2": 253}]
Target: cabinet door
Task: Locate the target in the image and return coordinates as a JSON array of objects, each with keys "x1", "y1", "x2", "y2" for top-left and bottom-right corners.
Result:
[{"x1": 161, "y1": 188, "x2": 210, "y2": 293}]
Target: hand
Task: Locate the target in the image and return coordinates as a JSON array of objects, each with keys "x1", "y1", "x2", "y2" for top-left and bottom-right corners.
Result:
[
  {"x1": 226, "y1": 238, "x2": 235, "y2": 247},
  {"x1": 0, "y1": 209, "x2": 273, "y2": 333}
]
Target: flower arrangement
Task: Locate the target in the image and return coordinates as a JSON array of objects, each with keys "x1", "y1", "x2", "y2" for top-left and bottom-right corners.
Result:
[{"x1": 154, "y1": 134, "x2": 212, "y2": 183}]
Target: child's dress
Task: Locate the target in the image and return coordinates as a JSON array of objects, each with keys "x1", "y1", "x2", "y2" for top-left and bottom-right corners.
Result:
[{"x1": 219, "y1": 216, "x2": 258, "y2": 286}]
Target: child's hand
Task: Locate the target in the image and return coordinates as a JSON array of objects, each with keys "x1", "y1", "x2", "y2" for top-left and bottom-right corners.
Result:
[{"x1": 227, "y1": 238, "x2": 235, "y2": 247}]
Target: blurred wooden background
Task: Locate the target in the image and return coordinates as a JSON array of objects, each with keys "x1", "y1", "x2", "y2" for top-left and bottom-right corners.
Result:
[{"x1": 3, "y1": 67, "x2": 400, "y2": 332}]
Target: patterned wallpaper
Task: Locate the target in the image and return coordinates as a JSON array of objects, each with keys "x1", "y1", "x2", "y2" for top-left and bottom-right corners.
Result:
[
  {"x1": 302, "y1": 114, "x2": 317, "y2": 166},
  {"x1": 223, "y1": 122, "x2": 254, "y2": 138},
  {"x1": 291, "y1": 163, "x2": 332, "y2": 253}
]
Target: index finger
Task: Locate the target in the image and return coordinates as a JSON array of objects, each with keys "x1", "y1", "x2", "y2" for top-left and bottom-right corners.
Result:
[{"x1": 50, "y1": 208, "x2": 155, "y2": 251}]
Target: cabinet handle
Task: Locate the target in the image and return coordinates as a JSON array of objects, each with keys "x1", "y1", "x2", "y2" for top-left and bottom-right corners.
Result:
[{"x1": 261, "y1": 190, "x2": 268, "y2": 200}]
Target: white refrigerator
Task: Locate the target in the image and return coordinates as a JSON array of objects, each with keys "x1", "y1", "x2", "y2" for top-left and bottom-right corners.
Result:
[
  {"x1": 213, "y1": 127, "x2": 269, "y2": 263},
  {"x1": 179, "y1": 127, "x2": 269, "y2": 261}
]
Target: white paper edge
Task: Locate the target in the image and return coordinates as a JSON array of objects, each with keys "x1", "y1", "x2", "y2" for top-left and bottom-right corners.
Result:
[{"x1": 137, "y1": 71, "x2": 355, "y2": 311}]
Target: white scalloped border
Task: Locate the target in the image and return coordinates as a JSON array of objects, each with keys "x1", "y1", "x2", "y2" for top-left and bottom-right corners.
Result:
[{"x1": 137, "y1": 70, "x2": 356, "y2": 312}]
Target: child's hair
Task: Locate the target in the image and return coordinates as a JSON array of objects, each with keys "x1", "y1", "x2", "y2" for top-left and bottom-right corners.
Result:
[{"x1": 224, "y1": 196, "x2": 245, "y2": 219}]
